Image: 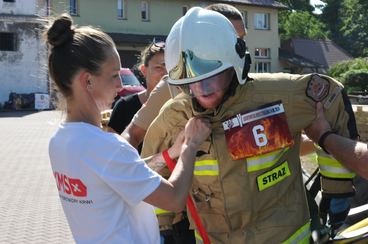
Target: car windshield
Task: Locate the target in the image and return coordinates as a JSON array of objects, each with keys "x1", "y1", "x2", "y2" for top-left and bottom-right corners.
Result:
[{"x1": 120, "y1": 68, "x2": 141, "y2": 86}]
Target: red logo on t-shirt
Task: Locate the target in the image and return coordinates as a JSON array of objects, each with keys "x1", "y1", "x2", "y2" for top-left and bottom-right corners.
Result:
[{"x1": 54, "y1": 172, "x2": 87, "y2": 197}]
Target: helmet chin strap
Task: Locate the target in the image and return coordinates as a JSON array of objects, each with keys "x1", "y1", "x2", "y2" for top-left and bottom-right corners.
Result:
[
  {"x1": 235, "y1": 38, "x2": 246, "y2": 58},
  {"x1": 243, "y1": 51, "x2": 252, "y2": 81},
  {"x1": 235, "y1": 38, "x2": 251, "y2": 81}
]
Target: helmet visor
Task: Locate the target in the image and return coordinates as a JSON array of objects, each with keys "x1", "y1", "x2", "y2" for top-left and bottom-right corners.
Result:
[
  {"x1": 188, "y1": 69, "x2": 231, "y2": 97},
  {"x1": 169, "y1": 50, "x2": 223, "y2": 83}
]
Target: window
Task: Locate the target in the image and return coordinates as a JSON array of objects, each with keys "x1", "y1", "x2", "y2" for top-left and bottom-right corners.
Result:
[
  {"x1": 242, "y1": 11, "x2": 248, "y2": 28},
  {"x1": 0, "y1": 32, "x2": 17, "y2": 51},
  {"x1": 182, "y1": 5, "x2": 188, "y2": 16},
  {"x1": 254, "y1": 13, "x2": 270, "y2": 30},
  {"x1": 117, "y1": 0, "x2": 127, "y2": 19},
  {"x1": 70, "y1": 0, "x2": 78, "y2": 16},
  {"x1": 46, "y1": 0, "x2": 51, "y2": 16},
  {"x1": 141, "y1": 1, "x2": 150, "y2": 21},
  {"x1": 255, "y1": 48, "x2": 270, "y2": 58},
  {"x1": 254, "y1": 61, "x2": 271, "y2": 73}
]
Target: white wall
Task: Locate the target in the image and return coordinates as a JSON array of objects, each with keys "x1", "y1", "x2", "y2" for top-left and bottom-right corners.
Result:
[
  {"x1": 0, "y1": 21, "x2": 48, "y2": 105},
  {"x1": 1, "y1": 0, "x2": 39, "y2": 15},
  {"x1": 0, "y1": 0, "x2": 48, "y2": 105}
]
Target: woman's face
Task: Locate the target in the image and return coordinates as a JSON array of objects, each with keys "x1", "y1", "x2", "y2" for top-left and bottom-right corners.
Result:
[
  {"x1": 141, "y1": 52, "x2": 167, "y2": 93},
  {"x1": 90, "y1": 49, "x2": 122, "y2": 111}
]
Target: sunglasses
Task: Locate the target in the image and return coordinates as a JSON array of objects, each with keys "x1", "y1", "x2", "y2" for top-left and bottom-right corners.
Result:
[{"x1": 149, "y1": 38, "x2": 165, "y2": 50}]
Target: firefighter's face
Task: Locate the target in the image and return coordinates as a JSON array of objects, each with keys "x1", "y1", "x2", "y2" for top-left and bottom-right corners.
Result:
[{"x1": 189, "y1": 68, "x2": 233, "y2": 109}]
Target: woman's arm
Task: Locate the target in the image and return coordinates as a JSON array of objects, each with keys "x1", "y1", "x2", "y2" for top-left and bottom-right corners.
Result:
[{"x1": 144, "y1": 117, "x2": 211, "y2": 212}]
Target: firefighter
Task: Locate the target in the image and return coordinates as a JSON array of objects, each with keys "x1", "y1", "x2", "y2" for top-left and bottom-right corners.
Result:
[{"x1": 141, "y1": 7, "x2": 360, "y2": 243}]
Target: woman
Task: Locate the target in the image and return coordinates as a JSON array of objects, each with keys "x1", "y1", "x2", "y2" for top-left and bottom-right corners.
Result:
[
  {"x1": 107, "y1": 40, "x2": 167, "y2": 137},
  {"x1": 47, "y1": 14, "x2": 210, "y2": 244}
]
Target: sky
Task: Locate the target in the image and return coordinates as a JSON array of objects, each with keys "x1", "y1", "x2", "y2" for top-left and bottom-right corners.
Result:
[{"x1": 310, "y1": 0, "x2": 326, "y2": 14}]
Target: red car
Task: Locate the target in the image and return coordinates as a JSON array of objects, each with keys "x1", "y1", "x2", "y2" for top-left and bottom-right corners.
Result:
[{"x1": 118, "y1": 68, "x2": 145, "y2": 97}]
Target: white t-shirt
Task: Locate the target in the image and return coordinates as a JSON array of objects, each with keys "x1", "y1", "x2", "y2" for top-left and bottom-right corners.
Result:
[{"x1": 49, "y1": 122, "x2": 162, "y2": 244}]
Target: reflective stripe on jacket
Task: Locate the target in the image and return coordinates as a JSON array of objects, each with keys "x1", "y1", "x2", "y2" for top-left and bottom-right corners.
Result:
[{"x1": 142, "y1": 73, "x2": 357, "y2": 243}]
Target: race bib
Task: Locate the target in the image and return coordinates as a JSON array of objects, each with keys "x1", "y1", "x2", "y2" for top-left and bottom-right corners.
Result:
[{"x1": 222, "y1": 101, "x2": 294, "y2": 160}]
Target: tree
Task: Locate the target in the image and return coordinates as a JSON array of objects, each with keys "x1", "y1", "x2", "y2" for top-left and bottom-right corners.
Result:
[
  {"x1": 320, "y1": 0, "x2": 368, "y2": 57},
  {"x1": 339, "y1": 0, "x2": 368, "y2": 57},
  {"x1": 327, "y1": 58, "x2": 368, "y2": 92},
  {"x1": 319, "y1": 0, "x2": 342, "y2": 41},
  {"x1": 279, "y1": 11, "x2": 327, "y2": 40},
  {"x1": 278, "y1": 0, "x2": 327, "y2": 40}
]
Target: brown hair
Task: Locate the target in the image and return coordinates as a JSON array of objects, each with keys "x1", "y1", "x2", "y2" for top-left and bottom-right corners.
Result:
[
  {"x1": 206, "y1": 3, "x2": 243, "y2": 21},
  {"x1": 45, "y1": 14, "x2": 116, "y2": 97},
  {"x1": 139, "y1": 41, "x2": 165, "y2": 67}
]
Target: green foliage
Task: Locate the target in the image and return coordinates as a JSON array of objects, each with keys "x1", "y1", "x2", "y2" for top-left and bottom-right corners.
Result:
[
  {"x1": 320, "y1": 0, "x2": 368, "y2": 57},
  {"x1": 339, "y1": 0, "x2": 368, "y2": 57},
  {"x1": 328, "y1": 58, "x2": 368, "y2": 78},
  {"x1": 342, "y1": 70, "x2": 368, "y2": 92},
  {"x1": 328, "y1": 58, "x2": 368, "y2": 92},
  {"x1": 279, "y1": 11, "x2": 327, "y2": 40},
  {"x1": 319, "y1": 0, "x2": 342, "y2": 40},
  {"x1": 278, "y1": 0, "x2": 368, "y2": 58}
]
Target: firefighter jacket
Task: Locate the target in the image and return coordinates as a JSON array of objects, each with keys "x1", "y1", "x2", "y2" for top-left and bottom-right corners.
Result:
[{"x1": 141, "y1": 73, "x2": 358, "y2": 244}]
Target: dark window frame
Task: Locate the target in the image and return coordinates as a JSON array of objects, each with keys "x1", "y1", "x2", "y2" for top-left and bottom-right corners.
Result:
[
  {"x1": 0, "y1": 32, "x2": 18, "y2": 51},
  {"x1": 70, "y1": 0, "x2": 79, "y2": 16}
]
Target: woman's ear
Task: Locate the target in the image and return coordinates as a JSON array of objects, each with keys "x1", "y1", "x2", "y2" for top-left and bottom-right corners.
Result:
[
  {"x1": 139, "y1": 64, "x2": 147, "y2": 78},
  {"x1": 78, "y1": 71, "x2": 92, "y2": 89}
]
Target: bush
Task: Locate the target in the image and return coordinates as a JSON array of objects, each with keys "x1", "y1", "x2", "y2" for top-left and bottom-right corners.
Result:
[
  {"x1": 342, "y1": 70, "x2": 368, "y2": 93},
  {"x1": 328, "y1": 58, "x2": 368, "y2": 92},
  {"x1": 328, "y1": 58, "x2": 368, "y2": 77},
  {"x1": 328, "y1": 60, "x2": 353, "y2": 79}
]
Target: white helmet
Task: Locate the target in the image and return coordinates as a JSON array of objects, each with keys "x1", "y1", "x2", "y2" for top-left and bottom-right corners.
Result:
[{"x1": 165, "y1": 7, "x2": 248, "y2": 86}]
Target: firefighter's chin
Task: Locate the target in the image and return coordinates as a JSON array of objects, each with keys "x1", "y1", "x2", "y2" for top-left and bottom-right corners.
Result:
[{"x1": 195, "y1": 91, "x2": 225, "y2": 109}]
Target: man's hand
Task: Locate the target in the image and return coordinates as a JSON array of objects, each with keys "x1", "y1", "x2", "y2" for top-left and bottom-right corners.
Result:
[{"x1": 305, "y1": 102, "x2": 332, "y2": 142}]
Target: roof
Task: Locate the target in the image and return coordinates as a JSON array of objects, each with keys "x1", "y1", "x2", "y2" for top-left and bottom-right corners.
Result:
[
  {"x1": 207, "y1": 0, "x2": 288, "y2": 10},
  {"x1": 287, "y1": 38, "x2": 353, "y2": 69},
  {"x1": 279, "y1": 49, "x2": 321, "y2": 68}
]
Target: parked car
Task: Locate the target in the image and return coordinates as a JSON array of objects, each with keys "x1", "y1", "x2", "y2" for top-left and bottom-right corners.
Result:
[
  {"x1": 118, "y1": 68, "x2": 145, "y2": 97},
  {"x1": 111, "y1": 68, "x2": 145, "y2": 108}
]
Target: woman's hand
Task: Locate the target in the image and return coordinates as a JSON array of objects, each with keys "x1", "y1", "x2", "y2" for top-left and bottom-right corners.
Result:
[
  {"x1": 168, "y1": 130, "x2": 185, "y2": 159},
  {"x1": 183, "y1": 117, "x2": 211, "y2": 148}
]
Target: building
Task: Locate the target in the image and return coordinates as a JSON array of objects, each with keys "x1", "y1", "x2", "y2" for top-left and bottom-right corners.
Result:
[
  {"x1": 0, "y1": 0, "x2": 49, "y2": 108},
  {"x1": 0, "y1": 0, "x2": 287, "y2": 107},
  {"x1": 49, "y1": 0, "x2": 287, "y2": 71},
  {"x1": 279, "y1": 38, "x2": 353, "y2": 74}
]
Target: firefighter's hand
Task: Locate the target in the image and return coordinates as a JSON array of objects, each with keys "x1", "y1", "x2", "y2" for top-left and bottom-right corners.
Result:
[
  {"x1": 184, "y1": 117, "x2": 211, "y2": 148},
  {"x1": 305, "y1": 102, "x2": 332, "y2": 142}
]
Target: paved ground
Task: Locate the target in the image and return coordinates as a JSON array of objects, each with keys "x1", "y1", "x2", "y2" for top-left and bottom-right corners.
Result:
[{"x1": 0, "y1": 110, "x2": 74, "y2": 243}]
